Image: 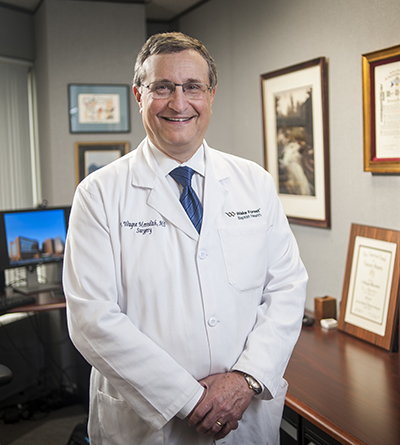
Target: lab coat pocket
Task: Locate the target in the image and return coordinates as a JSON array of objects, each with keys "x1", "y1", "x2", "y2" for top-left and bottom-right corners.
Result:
[
  {"x1": 97, "y1": 390, "x2": 162, "y2": 444},
  {"x1": 218, "y1": 225, "x2": 268, "y2": 292}
]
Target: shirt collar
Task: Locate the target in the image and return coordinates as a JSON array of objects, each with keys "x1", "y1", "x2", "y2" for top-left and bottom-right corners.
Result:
[{"x1": 148, "y1": 139, "x2": 205, "y2": 178}]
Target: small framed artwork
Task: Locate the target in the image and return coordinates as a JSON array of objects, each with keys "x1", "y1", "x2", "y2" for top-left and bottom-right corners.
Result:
[
  {"x1": 75, "y1": 142, "x2": 129, "y2": 184},
  {"x1": 338, "y1": 224, "x2": 400, "y2": 351},
  {"x1": 261, "y1": 57, "x2": 330, "y2": 228},
  {"x1": 69, "y1": 84, "x2": 130, "y2": 133},
  {"x1": 362, "y1": 44, "x2": 400, "y2": 173}
]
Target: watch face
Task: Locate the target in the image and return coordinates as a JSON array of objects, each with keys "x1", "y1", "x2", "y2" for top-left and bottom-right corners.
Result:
[{"x1": 245, "y1": 375, "x2": 261, "y2": 393}]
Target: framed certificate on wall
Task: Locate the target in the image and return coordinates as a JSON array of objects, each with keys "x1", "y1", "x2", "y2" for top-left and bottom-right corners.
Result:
[{"x1": 362, "y1": 44, "x2": 400, "y2": 173}]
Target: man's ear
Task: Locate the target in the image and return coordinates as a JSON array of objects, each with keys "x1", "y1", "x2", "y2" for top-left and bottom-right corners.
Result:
[
  {"x1": 210, "y1": 86, "x2": 216, "y2": 106},
  {"x1": 133, "y1": 86, "x2": 142, "y2": 111}
]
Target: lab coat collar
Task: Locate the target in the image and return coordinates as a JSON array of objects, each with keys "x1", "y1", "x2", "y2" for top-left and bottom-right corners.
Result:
[
  {"x1": 129, "y1": 138, "x2": 229, "y2": 185},
  {"x1": 129, "y1": 138, "x2": 230, "y2": 241},
  {"x1": 129, "y1": 138, "x2": 158, "y2": 189},
  {"x1": 148, "y1": 140, "x2": 206, "y2": 178}
]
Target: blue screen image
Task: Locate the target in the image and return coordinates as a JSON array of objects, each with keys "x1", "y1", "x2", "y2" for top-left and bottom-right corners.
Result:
[{"x1": 4, "y1": 209, "x2": 67, "y2": 267}]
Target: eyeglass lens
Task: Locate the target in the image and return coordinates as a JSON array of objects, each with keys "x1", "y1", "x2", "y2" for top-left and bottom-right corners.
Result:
[{"x1": 146, "y1": 82, "x2": 209, "y2": 99}]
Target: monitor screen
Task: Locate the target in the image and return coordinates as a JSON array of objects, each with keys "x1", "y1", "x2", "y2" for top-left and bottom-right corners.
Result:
[{"x1": 0, "y1": 206, "x2": 70, "y2": 294}]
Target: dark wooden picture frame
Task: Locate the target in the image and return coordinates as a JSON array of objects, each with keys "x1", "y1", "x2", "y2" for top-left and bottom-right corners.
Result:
[
  {"x1": 261, "y1": 57, "x2": 330, "y2": 228},
  {"x1": 338, "y1": 223, "x2": 400, "y2": 351},
  {"x1": 362, "y1": 44, "x2": 400, "y2": 173},
  {"x1": 75, "y1": 141, "x2": 129, "y2": 185}
]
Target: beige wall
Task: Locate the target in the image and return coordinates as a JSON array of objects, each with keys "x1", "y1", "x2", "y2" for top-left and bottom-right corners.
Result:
[
  {"x1": 34, "y1": 0, "x2": 147, "y2": 206},
  {"x1": 180, "y1": 0, "x2": 400, "y2": 311},
  {"x1": 2, "y1": 0, "x2": 400, "y2": 313}
]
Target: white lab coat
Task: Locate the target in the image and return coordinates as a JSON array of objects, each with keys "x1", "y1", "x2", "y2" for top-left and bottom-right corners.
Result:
[{"x1": 63, "y1": 138, "x2": 308, "y2": 445}]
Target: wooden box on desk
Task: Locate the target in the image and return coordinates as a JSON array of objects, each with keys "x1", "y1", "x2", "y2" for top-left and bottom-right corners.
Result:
[{"x1": 314, "y1": 296, "x2": 336, "y2": 322}]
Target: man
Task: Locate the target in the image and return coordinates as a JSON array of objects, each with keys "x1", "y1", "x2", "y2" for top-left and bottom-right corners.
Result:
[{"x1": 63, "y1": 32, "x2": 308, "y2": 445}]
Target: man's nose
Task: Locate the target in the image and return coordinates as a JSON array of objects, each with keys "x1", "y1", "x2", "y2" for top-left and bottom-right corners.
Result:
[{"x1": 168, "y1": 85, "x2": 189, "y2": 110}]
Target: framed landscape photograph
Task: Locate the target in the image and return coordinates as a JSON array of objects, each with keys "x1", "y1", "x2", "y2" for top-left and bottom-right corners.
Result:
[
  {"x1": 75, "y1": 142, "x2": 129, "y2": 184},
  {"x1": 338, "y1": 224, "x2": 400, "y2": 351},
  {"x1": 362, "y1": 44, "x2": 400, "y2": 173},
  {"x1": 69, "y1": 84, "x2": 130, "y2": 133},
  {"x1": 261, "y1": 57, "x2": 330, "y2": 228}
]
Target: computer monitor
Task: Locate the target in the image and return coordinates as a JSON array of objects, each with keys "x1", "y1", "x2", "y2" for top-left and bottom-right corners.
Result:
[{"x1": 0, "y1": 206, "x2": 70, "y2": 295}]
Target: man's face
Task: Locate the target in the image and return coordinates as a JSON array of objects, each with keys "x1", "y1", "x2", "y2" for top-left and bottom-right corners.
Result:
[{"x1": 133, "y1": 50, "x2": 216, "y2": 162}]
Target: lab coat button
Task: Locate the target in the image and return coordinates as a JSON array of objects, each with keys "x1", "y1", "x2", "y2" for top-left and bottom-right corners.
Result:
[
  {"x1": 208, "y1": 317, "x2": 217, "y2": 327},
  {"x1": 198, "y1": 250, "x2": 207, "y2": 260}
]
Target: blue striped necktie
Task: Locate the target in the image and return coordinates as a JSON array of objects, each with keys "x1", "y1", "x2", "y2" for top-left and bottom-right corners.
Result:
[{"x1": 170, "y1": 166, "x2": 203, "y2": 233}]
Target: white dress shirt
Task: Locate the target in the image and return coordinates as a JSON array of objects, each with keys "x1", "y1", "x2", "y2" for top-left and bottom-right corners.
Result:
[{"x1": 148, "y1": 141, "x2": 205, "y2": 204}]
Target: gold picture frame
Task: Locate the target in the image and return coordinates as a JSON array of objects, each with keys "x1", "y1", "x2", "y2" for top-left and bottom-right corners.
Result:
[{"x1": 362, "y1": 44, "x2": 400, "y2": 173}]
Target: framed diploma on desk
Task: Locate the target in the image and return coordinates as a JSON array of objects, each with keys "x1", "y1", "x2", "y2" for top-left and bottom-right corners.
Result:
[
  {"x1": 338, "y1": 224, "x2": 400, "y2": 351},
  {"x1": 362, "y1": 44, "x2": 400, "y2": 173}
]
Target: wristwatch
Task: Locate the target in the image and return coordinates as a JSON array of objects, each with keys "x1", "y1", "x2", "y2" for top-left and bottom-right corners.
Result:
[{"x1": 234, "y1": 371, "x2": 262, "y2": 394}]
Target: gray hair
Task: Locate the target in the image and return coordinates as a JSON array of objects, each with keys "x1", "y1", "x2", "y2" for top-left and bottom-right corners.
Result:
[{"x1": 133, "y1": 32, "x2": 218, "y2": 89}]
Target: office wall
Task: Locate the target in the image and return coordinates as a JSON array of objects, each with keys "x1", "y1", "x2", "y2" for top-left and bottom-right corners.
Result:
[
  {"x1": 34, "y1": 0, "x2": 147, "y2": 206},
  {"x1": 0, "y1": 6, "x2": 34, "y2": 61},
  {"x1": 1, "y1": 0, "x2": 399, "y2": 314},
  {"x1": 180, "y1": 0, "x2": 400, "y2": 311}
]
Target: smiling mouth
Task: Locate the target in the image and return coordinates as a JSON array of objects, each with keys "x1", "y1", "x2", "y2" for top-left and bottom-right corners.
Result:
[{"x1": 161, "y1": 116, "x2": 194, "y2": 122}]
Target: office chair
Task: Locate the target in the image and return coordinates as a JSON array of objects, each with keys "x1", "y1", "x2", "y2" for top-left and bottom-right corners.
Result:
[
  {"x1": 0, "y1": 364, "x2": 13, "y2": 386},
  {"x1": 0, "y1": 365, "x2": 13, "y2": 445}
]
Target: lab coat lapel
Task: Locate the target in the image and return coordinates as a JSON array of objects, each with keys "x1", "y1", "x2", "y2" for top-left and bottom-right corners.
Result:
[
  {"x1": 148, "y1": 177, "x2": 199, "y2": 240},
  {"x1": 130, "y1": 140, "x2": 199, "y2": 241},
  {"x1": 200, "y1": 145, "x2": 230, "y2": 239}
]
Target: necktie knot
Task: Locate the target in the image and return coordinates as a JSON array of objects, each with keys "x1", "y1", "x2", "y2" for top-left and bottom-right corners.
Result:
[
  {"x1": 170, "y1": 166, "x2": 203, "y2": 233},
  {"x1": 169, "y1": 166, "x2": 194, "y2": 188}
]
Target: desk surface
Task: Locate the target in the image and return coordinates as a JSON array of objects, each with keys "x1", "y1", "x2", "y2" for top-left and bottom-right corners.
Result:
[
  {"x1": 284, "y1": 324, "x2": 399, "y2": 445},
  {"x1": 5, "y1": 289, "x2": 66, "y2": 313}
]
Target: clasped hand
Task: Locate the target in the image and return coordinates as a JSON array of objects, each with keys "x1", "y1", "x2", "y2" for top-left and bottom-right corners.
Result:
[{"x1": 187, "y1": 371, "x2": 255, "y2": 440}]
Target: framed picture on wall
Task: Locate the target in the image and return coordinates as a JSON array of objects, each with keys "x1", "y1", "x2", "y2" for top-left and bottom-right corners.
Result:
[
  {"x1": 261, "y1": 57, "x2": 330, "y2": 228},
  {"x1": 75, "y1": 141, "x2": 129, "y2": 185},
  {"x1": 362, "y1": 44, "x2": 400, "y2": 173},
  {"x1": 69, "y1": 84, "x2": 130, "y2": 133},
  {"x1": 338, "y1": 224, "x2": 400, "y2": 351}
]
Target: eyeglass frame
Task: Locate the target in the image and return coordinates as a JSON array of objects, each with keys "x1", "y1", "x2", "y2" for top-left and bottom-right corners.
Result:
[{"x1": 141, "y1": 81, "x2": 213, "y2": 99}]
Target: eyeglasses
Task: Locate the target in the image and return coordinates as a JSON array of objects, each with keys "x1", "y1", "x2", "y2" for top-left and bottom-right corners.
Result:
[{"x1": 142, "y1": 81, "x2": 212, "y2": 100}]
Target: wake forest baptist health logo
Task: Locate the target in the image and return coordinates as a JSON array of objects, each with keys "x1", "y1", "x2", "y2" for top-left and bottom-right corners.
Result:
[{"x1": 225, "y1": 209, "x2": 262, "y2": 220}]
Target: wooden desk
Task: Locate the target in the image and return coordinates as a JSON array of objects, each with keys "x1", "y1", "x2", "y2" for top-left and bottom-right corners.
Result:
[
  {"x1": 283, "y1": 324, "x2": 399, "y2": 445},
  {"x1": 5, "y1": 289, "x2": 66, "y2": 313}
]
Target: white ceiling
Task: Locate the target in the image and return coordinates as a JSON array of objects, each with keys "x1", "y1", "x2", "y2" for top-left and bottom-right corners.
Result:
[{"x1": 0, "y1": 0, "x2": 208, "y2": 21}]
